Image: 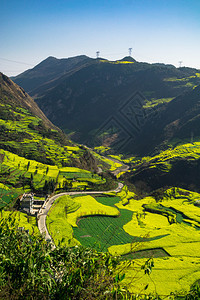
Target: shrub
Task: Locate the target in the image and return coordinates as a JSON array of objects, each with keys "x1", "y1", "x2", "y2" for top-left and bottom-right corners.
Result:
[{"x1": 0, "y1": 215, "x2": 128, "y2": 299}]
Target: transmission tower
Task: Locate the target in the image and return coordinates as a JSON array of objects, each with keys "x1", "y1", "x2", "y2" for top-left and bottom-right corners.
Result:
[
  {"x1": 179, "y1": 61, "x2": 183, "y2": 68},
  {"x1": 96, "y1": 51, "x2": 100, "y2": 59},
  {"x1": 129, "y1": 48, "x2": 132, "y2": 56}
]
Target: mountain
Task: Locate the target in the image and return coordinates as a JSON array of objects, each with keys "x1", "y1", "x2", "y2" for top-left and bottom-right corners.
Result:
[
  {"x1": 0, "y1": 72, "x2": 97, "y2": 169},
  {"x1": 129, "y1": 84, "x2": 200, "y2": 155},
  {"x1": 11, "y1": 55, "x2": 92, "y2": 95},
  {"x1": 0, "y1": 72, "x2": 54, "y2": 129},
  {"x1": 12, "y1": 56, "x2": 200, "y2": 153}
]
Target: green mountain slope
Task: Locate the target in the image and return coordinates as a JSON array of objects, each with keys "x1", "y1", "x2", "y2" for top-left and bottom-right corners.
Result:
[
  {"x1": 129, "y1": 84, "x2": 200, "y2": 155},
  {"x1": 0, "y1": 73, "x2": 102, "y2": 207},
  {"x1": 124, "y1": 141, "x2": 200, "y2": 193},
  {"x1": 0, "y1": 72, "x2": 98, "y2": 168},
  {"x1": 12, "y1": 56, "x2": 200, "y2": 150},
  {"x1": 0, "y1": 72, "x2": 54, "y2": 129}
]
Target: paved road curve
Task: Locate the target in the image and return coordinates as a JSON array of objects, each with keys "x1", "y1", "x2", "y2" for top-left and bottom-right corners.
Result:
[{"x1": 37, "y1": 182, "x2": 124, "y2": 247}]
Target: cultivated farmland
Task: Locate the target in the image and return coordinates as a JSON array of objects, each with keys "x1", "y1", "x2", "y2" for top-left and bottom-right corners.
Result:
[{"x1": 47, "y1": 186, "x2": 200, "y2": 296}]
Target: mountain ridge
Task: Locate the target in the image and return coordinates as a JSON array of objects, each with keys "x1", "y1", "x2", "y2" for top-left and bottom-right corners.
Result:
[{"x1": 12, "y1": 56, "x2": 200, "y2": 155}]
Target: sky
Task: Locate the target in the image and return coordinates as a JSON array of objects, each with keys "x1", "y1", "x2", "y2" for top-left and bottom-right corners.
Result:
[{"x1": 1, "y1": 0, "x2": 200, "y2": 76}]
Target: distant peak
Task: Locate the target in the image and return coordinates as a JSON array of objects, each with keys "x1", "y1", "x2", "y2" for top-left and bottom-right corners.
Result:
[
  {"x1": 120, "y1": 56, "x2": 137, "y2": 62},
  {"x1": 46, "y1": 56, "x2": 57, "y2": 61}
]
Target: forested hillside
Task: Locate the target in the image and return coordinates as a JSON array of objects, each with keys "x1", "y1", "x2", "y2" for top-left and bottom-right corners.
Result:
[{"x1": 12, "y1": 56, "x2": 200, "y2": 151}]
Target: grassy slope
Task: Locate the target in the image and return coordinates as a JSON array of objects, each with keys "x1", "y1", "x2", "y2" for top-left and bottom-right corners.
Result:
[
  {"x1": 0, "y1": 74, "x2": 109, "y2": 209},
  {"x1": 122, "y1": 141, "x2": 200, "y2": 192},
  {"x1": 0, "y1": 101, "x2": 94, "y2": 167},
  {"x1": 0, "y1": 210, "x2": 39, "y2": 235}
]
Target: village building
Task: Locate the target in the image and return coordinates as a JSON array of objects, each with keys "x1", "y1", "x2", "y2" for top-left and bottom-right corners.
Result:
[{"x1": 20, "y1": 193, "x2": 45, "y2": 214}]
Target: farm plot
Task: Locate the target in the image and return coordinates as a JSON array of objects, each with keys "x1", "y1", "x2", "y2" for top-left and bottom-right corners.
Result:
[
  {"x1": 46, "y1": 195, "x2": 79, "y2": 246},
  {"x1": 0, "y1": 184, "x2": 20, "y2": 209},
  {"x1": 107, "y1": 187, "x2": 200, "y2": 296},
  {"x1": 73, "y1": 208, "x2": 135, "y2": 251},
  {"x1": 0, "y1": 149, "x2": 103, "y2": 193},
  {"x1": 46, "y1": 185, "x2": 200, "y2": 296},
  {"x1": 46, "y1": 195, "x2": 120, "y2": 247},
  {"x1": 66, "y1": 195, "x2": 119, "y2": 227}
]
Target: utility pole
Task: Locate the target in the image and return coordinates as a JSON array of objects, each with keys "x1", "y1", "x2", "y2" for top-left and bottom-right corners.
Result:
[
  {"x1": 129, "y1": 48, "x2": 132, "y2": 57},
  {"x1": 96, "y1": 51, "x2": 100, "y2": 59}
]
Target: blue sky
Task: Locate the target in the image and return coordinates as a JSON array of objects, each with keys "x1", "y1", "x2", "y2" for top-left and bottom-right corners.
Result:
[{"x1": 1, "y1": 0, "x2": 200, "y2": 76}]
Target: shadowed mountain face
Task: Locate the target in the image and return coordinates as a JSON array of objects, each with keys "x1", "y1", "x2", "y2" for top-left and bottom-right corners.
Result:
[
  {"x1": 12, "y1": 56, "x2": 200, "y2": 154},
  {"x1": 130, "y1": 85, "x2": 200, "y2": 155},
  {"x1": 12, "y1": 55, "x2": 92, "y2": 94}
]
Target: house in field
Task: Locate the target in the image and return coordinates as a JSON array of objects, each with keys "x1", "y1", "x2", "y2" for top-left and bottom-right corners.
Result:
[
  {"x1": 20, "y1": 193, "x2": 34, "y2": 214},
  {"x1": 20, "y1": 193, "x2": 45, "y2": 214}
]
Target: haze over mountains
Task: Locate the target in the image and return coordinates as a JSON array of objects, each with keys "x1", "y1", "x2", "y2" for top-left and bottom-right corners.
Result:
[{"x1": 12, "y1": 55, "x2": 200, "y2": 155}]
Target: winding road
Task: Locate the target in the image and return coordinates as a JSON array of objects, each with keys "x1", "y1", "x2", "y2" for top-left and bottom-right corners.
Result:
[
  {"x1": 37, "y1": 154, "x2": 129, "y2": 247},
  {"x1": 37, "y1": 182, "x2": 124, "y2": 246}
]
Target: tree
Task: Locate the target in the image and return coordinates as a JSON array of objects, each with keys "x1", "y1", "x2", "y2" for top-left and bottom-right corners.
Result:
[
  {"x1": 27, "y1": 161, "x2": 30, "y2": 171},
  {"x1": 0, "y1": 216, "x2": 130, "y2": 299}
]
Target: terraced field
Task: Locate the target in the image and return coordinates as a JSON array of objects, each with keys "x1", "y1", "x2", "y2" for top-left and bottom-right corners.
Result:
[
  {"x1": 0, "y1": 183, "x2": 20, "y2": 209},
  {"x1": 128, "y1": 141, "x2": 200, "y2": 172},
  {"x1": 46, "y1": 185, "x2": 200, "y2": 297},
  {"x1": 0, "y1": 148, "x2": 105, "y2": 198}
]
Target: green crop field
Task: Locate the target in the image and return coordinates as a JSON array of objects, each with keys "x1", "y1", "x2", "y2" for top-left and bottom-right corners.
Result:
[
  {"x1": 0, "y1": 183, "x2": 20, "y2": 209},
  {"x1": 46, "y1": 185, "x2": 200, "y2": 296},
  {"x1": 46, "y1": 194, "x2": 120, "y2": 246},
  {"x1": 105, "y1": 187, "x2": 200, "y2": 296},
  {"x1": 73, "y1": 208, "x2": 134, "y2": 251}
]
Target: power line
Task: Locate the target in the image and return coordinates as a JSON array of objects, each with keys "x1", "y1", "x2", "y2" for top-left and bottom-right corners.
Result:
[
  {"x1": 0, "y1": 57, "x2": 34, "y2": 66},
  {"x1": 102, "y1": 51, "x2": 127, "y2": 56}
]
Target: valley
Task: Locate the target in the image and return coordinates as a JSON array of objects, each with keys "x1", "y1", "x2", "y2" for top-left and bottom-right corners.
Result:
[{"x1": 1, "y1": 57, "x2": 200, "y2": 298}]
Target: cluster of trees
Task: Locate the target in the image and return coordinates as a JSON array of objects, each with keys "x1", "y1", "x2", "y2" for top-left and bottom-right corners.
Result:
[
  {"x1": 0, "y1": 215, "x2": 129, "y2": 299},
  {"x1": 42, "y1": 179, "x2": 57, "y2": 193}
]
